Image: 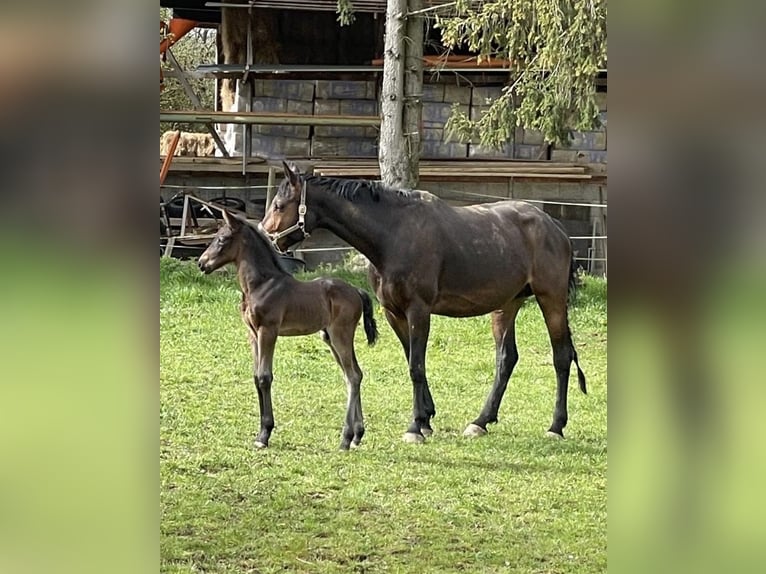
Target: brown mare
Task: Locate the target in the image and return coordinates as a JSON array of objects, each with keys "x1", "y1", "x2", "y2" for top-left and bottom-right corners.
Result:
[
  {"x1": 197, "y1": 210, "x2": 379, "y2": 450},
  {"x1": 262, "y1": 162, "x2": 586, "y2": 444}
]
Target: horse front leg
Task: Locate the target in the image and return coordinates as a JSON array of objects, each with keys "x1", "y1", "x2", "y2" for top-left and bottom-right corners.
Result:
[
  {"x1": 402, "y1": 305, "x2": 433, "y2": 444},
  {"x1": 254, "y1": 327, "x2": 277, "y2": 448},
  {"x1": 384, "y1": 309, "x2": 436, "y2": 438}
]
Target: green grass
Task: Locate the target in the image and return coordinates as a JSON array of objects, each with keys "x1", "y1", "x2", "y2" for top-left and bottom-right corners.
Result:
[{"x1": 160, "y1": 258, "x2": 607, "y2": 573}]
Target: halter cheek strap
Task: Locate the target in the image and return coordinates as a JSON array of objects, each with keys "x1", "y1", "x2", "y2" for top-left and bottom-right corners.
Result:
[{"x1": 266, "y1": 183, "x2": 310, "y2": 248}]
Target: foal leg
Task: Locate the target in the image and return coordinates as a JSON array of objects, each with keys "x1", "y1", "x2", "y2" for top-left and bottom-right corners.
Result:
[
  {"x1": 326, "y1": 324, "x2": 365, "y2": 450},
  {"x1": 253, "y1": 327, "x2": 277, "y2": 448},
  {"x1": 536, "y1": 293, "x2": 574, "y2": 438},
  {"x1": 384, "y1": 309, "x2": 436, "y2": 437},
  {"x1": 465, "y1": 298, "x2": 525, "y2": 437}
]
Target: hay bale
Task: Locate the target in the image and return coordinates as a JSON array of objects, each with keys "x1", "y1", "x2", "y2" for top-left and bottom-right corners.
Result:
[
  {"x1": 220, "y1": 7, "x2": 280, "y2": 111},
  {"x1": 160, "y1": 131, "x2": 216, "y2": 157}
]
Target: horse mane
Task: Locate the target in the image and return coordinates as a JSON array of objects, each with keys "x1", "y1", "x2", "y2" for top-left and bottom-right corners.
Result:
[
  {"x1": 303, "y1": 175, "x2": 419, "y2": 204},
  {"x1": 241, "y1": 219, "x2": 291, "y2": 274}
]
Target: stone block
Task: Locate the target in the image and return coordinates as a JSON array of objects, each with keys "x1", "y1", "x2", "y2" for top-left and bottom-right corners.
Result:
[
  {"x1": 250, "y1": 98, "x2": 313, "y2": 116},
  {"x1": 444, "y1": 84, "x2": 472, "y2": 105},
  {"x1": 422, "y1": 140, "x2": 468, "y2": 159},
  {"x1": 569, "y1": 131, "x2": 607, "y2": 151},
  {"x1": 468, "y1": 143, "x2": 513, "y2": 158},
  {"x1": 515, "y1": 144, "x2": 543, "y2": 160},
  {"x1": 252, "y1": 124, "x2": 311, "y2": 138},
  {"x1": 470, "y1": 106, "x2": 490, "y2": 121},
  {"x1": 422, "y1": 128, "x2": 445, "y2": 141},
  {"x1": 340, "y1": 99, "x2": 378, "y2": 116},
  {"x1": 421, "y1": 83, "x2": 445, "y2": 102},
  {"x1": 286, "y1": 100, "x2": 314, "y2": 115},
  {"x1": 550, "y1": 149, "x2": 583, "y2": 162},
  {"x1": 522, "y1": 129, "x2": 544, "y2": 145},
  {"x1": 311, "y1": 137, "x2": 378, "y2": 157},
  {"x1": 595, "y1": 91, "x2": 607, "y2": 111},
  {"x1": 314, "y1": 99, "x2": 341, "y2": 115},
  {"x1": 251, "y1": 97, "x2": 287, "y2": 113},
  {"x1": 315, "y1": 80, "x2": 377, "y2": 100},
  {"x1": 252, "y1": 79, "x2": 315, "y2": 102},
  {"x1": 472, "y1": 86, "x2": 504, "y2": 105},
  {"x1": 423, "y1": 102, "x2": 468, "y2": 127},
  {"x1": 314, "y1": 125, "x2": 378, "y2": 138},
  {"x1": 251, "y1": 134, "x2": 312, "y2": 157}
]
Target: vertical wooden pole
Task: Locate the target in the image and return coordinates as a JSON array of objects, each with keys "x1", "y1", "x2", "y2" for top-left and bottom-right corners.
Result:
[
  {"x1": 403, "y1": 0, "x2": 424, "y2": 188},
  {"x1": 265, "y1": 166, "x2": 276, "y2": 217}
]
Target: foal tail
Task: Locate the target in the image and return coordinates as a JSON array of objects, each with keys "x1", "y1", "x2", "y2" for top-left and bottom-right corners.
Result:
[
  {"x1": 567, "y1": 256, "x2": 588, "y2": 394},
  {"x1": 357, "y1": 289, "x2": 379, "y2": 346}
]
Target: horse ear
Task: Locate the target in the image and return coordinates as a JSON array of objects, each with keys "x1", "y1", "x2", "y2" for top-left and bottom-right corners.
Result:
[{"x1": 282, "y1": 160, "x2": 301, "y2": 188}]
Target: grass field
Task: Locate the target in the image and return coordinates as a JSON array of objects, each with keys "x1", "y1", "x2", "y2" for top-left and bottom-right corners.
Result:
[{"x1": 160, "y1": 257, "x2": 607, "y2": 573}]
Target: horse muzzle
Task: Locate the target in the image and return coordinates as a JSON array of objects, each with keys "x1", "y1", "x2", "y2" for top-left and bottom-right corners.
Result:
[{"x1": 197, "y1": 254, "x2": 212, "y2": 274}]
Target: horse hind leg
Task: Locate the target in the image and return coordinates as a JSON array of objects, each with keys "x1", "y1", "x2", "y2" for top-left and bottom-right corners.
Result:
[
  {"x1": 465, "y1": 298, "x2": 525, "y2": 438},
  {"x1": 326, "y1": 323, "x2": 365, "y2": 450},
  {"x1": 535, "y1": 291, "x2": 581, "y2": 438},
  {"x1": 254, "y1": 327, "x2": 277, "y2": 448}
]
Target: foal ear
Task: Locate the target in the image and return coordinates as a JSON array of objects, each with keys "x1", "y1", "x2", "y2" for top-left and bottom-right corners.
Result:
[
  {"x1": 221, "y1": 209, "x2": 242, "y2": 229},
  {"x1": 282, "y1": 160, "x2": 301, "y2": 189}
]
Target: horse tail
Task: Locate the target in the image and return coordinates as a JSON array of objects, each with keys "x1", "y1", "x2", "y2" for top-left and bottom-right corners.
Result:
[
  {"x1": 357, "y1": 289, "x2": 379, "y2": 346},
  {"x1": 567, "y1": 254, "x2": 579, "y2": 305},
  {"x1": 571, "y1": 329, "x2": 588, "y2": 394},
  {"x1": 566, "y1": 256, "x2": 587, "y2": 394}
]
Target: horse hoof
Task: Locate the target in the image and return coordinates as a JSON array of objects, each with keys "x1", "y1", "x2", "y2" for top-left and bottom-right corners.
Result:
[
  {"x1": 463, "y1": 423, "x2": 487, "y2": 438},
  {"x1": 545, "y1": 431, "x2": 564, "y2": 440},
  {"x1": 350, "y1": 440, "x2": 362, "y2": 449},
  {"x1": 421, "y1": 427, "x2": 433, "y2": 437},
  {"x1": 402, "y1": 432, "x2": 425, "y2": 444},
  {"x1": 254, "y1": 440, "x2": 268, "y2": 449}
]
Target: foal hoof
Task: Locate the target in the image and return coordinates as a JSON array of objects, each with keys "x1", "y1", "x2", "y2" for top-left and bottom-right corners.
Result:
[
  {"x1": 402, "y1": 432, "x2": 425, "y2": 444},
  {"x1": 420, "y1": 427, "x2": 433, "y2": 438},
  {"x1": 545, "y1": 430, "x2": 564, "y2": 440},
  {"x1": 463, "y1": 423, "x2": 488, "y2": 438},
  {"x1": 254, "y1": 440, "x2": 268, "y2": 449}
]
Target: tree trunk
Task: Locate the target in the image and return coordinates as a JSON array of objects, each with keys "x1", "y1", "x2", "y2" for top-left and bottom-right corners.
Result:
[
  {"x1": 379, "y1": 0, "x2": 423, "y2": 189},
  {"x1": 404, "y1": 0, "x2": 424, "y2": 187}
]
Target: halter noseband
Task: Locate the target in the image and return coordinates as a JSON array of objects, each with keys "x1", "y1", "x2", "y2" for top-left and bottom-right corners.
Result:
[{"x1": 265, "y1": 182, "x2": 310, "y2": 250}]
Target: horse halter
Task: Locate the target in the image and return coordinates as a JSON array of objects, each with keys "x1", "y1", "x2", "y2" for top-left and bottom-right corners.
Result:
[{"x1": 265, "y1": 182, "x2": 310, "y2": 250}]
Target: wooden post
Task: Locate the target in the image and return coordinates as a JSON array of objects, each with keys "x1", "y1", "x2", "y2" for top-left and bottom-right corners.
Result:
[
  {"x1": 265, "y1": 166, "x2": 276, "y2": 217},
  {"x1": 403, "y1": 0, "x2": 424, "y2": 187}
]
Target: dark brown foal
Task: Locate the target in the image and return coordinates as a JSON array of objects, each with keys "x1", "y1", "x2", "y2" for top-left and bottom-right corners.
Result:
[{"x1": 198, "y1": 210, "x2": 378, "y2": 450}]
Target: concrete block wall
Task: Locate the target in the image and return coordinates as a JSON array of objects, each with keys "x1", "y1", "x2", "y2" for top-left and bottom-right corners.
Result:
[
  {"x1": 419, "y1": 82, "x2": 471, "y2": 158},
  {"x1": 223, "y1": 79, "x2": 379, "y2": 158},
  {"x1": 312, "y1": 80, "x2": 378, "y2": 157},
  {"x1": 551, "y1": 90, "x2": 607, "y2": 164},
  {"x1": 221, "y1": 78, "x2": 606, "y2": 165}
]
